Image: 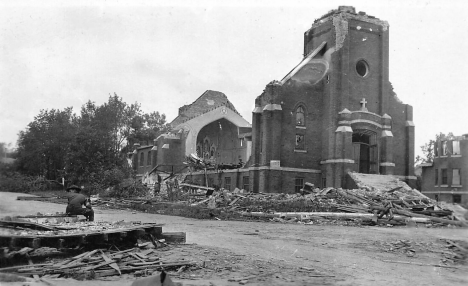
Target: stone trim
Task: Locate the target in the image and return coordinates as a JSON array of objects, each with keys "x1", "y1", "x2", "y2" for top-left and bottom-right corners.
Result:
[
  {"x1": 381, "y1": 130, "x2": 393, "y2": 137},
  {"x1": 249, "y1": 166, "x2": 321, "y2": 173},
  {"x1": 263, "y1": 104, "x2": 282, "y2": 111},
  {"x1": 294, "y1": 149, "x2": 307, "y2": 153},
  {"x1": 296, "y1": 126, "x2": 306, "y2": 129},
  {"x1": 151, "y1": 146, "x2": 158, "y2": 151},
  {"x1": 424, "y1": 191, "x2": 466, "y2": 194},
  {"x1": 162, "y1": 144, "x2": 169, "y2": 149},
  {"x1": 405, "y1": 121, "x2": 415, "y2": 127},
  {"x1": 394, "y1": 175, "x2": 417, "y2": 180},
  {"x1": 335, "y1": 126, "x2": 353, "y2": 132},
  {"x1": 350, "y1": 119, "x2": 382, "y2": 128},
  {"x1": 252, "y1": 107, "x2": 263, "y2": 113},
  {"x1": 320, "y1": 159, "x2": 355, "y2": 164},
  {"x1": 350, "y1": 110, "x2": 382, "y2": 118},
  {"x1": 380, "y1": 162, "x2": 395, "y2": 167},
  {"x1": 338, "y1": 120, "x2": 351, "y2": 125}
]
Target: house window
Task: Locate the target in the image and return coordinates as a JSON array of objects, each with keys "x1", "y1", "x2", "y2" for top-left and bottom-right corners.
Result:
[
  {"x1": 435, "y1": 169, "x2": 438, "y2": 185},
  {"x1": 296, "y1": 134, "x2": 305, "y2": 150},
  {"x1": 435, "y1": 194, "x2": 439, "y2": 202},
  {"x1": 322, "y1": 177, "x2": 327, "y2": 188},
  {"x1": 434, "y1": 141, "x2": 438, "y2": 157},
  {"x1": 296, "y1": 106, "x2": 305, "y2": 126},
  {"x1": 453, "y1": 194, "x2": 462, "y2": 204},
  {"x1": 452, "y1": 169, "x2": 461, "y2": 185},
  {"x1": 140, "y1": 152, "x2": 144, "y2": 167},
  {"x1": 240, "y1": 138, "x2": 244, "y2": 147},
  {"x1": 441, "y1": 169, "x2": 448, "y2": 185},
  {"x1": 295, "y1": 178, "x2": 304, "y2": 193},
  {"x1": 242, "y1": 176, "x2": 249, "y2": 190},
  {"x1": 442, "y1": 141, "x2": 448, "y2": 155},
  {"x1": 147, "y1": 151, "x2": 151, "y2": 166},
  {"x1": 453, "y1": 141, "x2": 460, "y2": 155},
  {"x1": 224, "y1": 177, "x2": 231, "y2": 191}
]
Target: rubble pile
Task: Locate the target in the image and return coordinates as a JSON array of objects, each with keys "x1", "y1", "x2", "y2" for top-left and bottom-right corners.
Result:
[
  {"x1": 177, "y1": 183, "x2": 467, "y2": 227},
  {"x1": 0, "y1": 220, "x2": 155, "y2": 237},
  {"x1": 0, "y1": 245, "x2": 195, "y2": 280}
]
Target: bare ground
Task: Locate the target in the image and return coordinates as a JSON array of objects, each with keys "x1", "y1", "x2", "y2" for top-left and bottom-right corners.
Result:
[{"x1": 1, "y1": 191, "x2": 467, "y2": 286}]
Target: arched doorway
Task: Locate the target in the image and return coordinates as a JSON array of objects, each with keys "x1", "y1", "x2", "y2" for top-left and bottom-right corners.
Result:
[{"x1": 352, "y1": 131, "x2": 378, "y2": 174}]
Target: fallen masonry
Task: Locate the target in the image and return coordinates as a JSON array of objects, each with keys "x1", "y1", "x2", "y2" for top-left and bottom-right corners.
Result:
[{"x1": 16, "y1": 173, "x2": 468, "y2": 228}]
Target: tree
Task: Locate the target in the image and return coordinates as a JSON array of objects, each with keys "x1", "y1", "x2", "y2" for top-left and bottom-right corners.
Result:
[
  {"x1": 415, "y1": 132, "x2": 453, "y2": 165},
  {"x1": 14, "y1": 93, "x2": 169, "y2": 195},
  {"x1": 16, "y1": 108, "x2": 75, "y2": 180}
]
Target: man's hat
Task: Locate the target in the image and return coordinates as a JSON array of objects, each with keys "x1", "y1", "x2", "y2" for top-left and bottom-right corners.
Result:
[{"x1": 66, "y1": 185, "x2": 81, "y2": 192}]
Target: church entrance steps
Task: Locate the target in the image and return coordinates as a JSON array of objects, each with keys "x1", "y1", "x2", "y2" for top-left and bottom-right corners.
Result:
[{"x1": 347, "y1": 172, "x2": 426, "y2": 198}]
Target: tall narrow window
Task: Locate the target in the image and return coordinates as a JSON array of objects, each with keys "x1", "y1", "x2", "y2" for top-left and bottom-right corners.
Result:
[
  {"x1": 147, "y1": 151, "x2": 151, "y2": 166},
  {"x1": 295, "y1": 178, "x2": 304, "y2": 193},
  {"x1": 435, "y1": 169, "x2": 438, "y2": 185},
  {"x1": 442, "y1": 141, "x2": 448, "y2": 155},
  {"x1": 224, "y1": 177, "x2": 231, "y2": 191},
  {"x1": 296, "y1": 106, "x2": 305, "y2": 126},
  {"x1": 453, "y1": 141, "x2": 460, "y2": 155},
  {"x1": 434, "y1": 141, "x2": 439, "y2": 157},
  {"x1": 140, "y1": 152, "x2": 144, "y2": 167},
  {"x1": 442, "y1": 169, "x2": 448, "y2": 185},
  {"x1": 452, "y1": 169, "x2": 461, "y2": 185},
  {"x1": 243, "y1": 176, "x2": 249, "y2": 190},
  {"x1": 296, "y1": 134, "x2": 305, "y2": 150}
]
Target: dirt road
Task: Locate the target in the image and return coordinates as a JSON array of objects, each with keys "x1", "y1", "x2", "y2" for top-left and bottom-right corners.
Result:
[{"x1": 1, "y1": 192, "x2": 467, "y2": 286}]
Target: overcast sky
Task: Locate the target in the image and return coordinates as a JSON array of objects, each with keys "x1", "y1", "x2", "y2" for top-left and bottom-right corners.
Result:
[{"x1": 1, "y1": 0, "x2": 467, "y2": 158}]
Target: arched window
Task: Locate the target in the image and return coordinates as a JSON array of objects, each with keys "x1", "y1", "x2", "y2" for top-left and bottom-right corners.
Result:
[
  {"x1": 147, "y1": 151, "x2": 151, "y2": 166},
  {"x1": 203, "y1": 139, "x2": 210, "y2": 159},
  {"x1": 210, "y1": 144, "x2": 216, "y2": 158},
  {"x1": 196, "y1": 145, "x2": 202, "y2": 157},
  {"x1": 140, "y1": 152, "x2": 144, "y2": 166},
  {"x1": 296, "y1": 106, "x2": 305, "y2": 126}
]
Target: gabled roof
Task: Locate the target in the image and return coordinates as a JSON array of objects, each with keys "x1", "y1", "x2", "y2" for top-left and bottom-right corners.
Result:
[{"x1": 170, "y1": 90, "x2": 240, "y2": 127}]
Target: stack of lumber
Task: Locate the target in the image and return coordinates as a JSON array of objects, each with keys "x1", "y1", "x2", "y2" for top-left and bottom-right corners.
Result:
[
  {"x1": 0, "y1": 218, "x2": 185, "y2": 249},
  {"x1": 0, "y1": 247, "x2": 195, "y2": 279}
]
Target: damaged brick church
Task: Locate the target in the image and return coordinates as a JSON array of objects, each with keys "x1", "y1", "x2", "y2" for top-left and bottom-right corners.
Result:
[{"x1": 132, "y1": 6, "x2": 416, "y2": 193}]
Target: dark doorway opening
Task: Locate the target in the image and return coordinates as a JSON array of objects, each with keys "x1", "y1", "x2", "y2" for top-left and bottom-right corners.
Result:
[{"x1": 352, "y1": 132, "x2": 378, "y2": 174}]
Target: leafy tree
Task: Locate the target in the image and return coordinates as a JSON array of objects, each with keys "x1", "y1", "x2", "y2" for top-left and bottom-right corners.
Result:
[
  {"x1": 415, "y1": 132, "x2": 453, "y2": 165},
  {"x1": 13, "y1": 94, "x2": 169, "y2": 196},
  {"x1": 16, "y1": 108, "x2": 75, "y2": 180}
]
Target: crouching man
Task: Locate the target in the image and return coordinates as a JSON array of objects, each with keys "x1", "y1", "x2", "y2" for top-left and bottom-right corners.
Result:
[{"x1": 66, "y1": 185, "x2": 94, "y2": 221}]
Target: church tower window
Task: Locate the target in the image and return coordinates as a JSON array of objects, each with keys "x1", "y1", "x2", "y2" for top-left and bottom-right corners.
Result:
[
  {"x1": 296, "y1": 106, "x2": 305, "y2": 126},
  {"x1": 356, "y1": 60, "x2": 369, "y2": 77},
  {"x1": 296, "y1": 134, "x2": 305, "y2": 150}
]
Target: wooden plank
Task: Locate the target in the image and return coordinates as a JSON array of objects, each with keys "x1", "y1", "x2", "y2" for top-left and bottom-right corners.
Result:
[
  {"x1": 100, "y1": 251, "x2": 121, "y2": 275},
  {"x1": 29, "y1": 238, "x2": 41, "y2": 249},
  {"x1": 157, "y1": 232, "x2": 186, "y2": 243},
  {"x1": 445, "y1": 240, "x2": 468, "y2": 254},
  {"x1": 0, "y1": 220, "x2": 56, "y2": 231}
]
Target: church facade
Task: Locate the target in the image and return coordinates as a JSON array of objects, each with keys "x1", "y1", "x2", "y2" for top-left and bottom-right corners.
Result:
[{"x1": 132, "y1": 6, "x2": 416, "y2": 193}]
